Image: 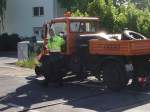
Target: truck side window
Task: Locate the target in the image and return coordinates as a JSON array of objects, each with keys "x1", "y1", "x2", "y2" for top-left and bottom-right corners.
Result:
[
  {"x1": 70, "y1": 22, "x2": 80, "y2": 32},
  {"x1": 51, "y1": 22, "x2": 67, "y2": 36},
  {"x1": 79, "y1": 22, "x2": 86, "y2": 32},
  {"x1": 70, "y1": 22, "x2": 97, "y2": 33}
]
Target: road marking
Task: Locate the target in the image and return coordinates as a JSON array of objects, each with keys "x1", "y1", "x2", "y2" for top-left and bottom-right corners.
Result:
[
  {"x1": 105, "y1": 100, "x2": 150, "y2": 112},
  {"x1": 7, "y1": 103, "x2": 24, "y2": 110},
  {"x1": 7, "y1": 103, "x2": 40, "y2": 112},
  {"x1": 65, "y1": 80, "x2": 106, "y2": 89},
  {"x1": 0, "y1": 93, "x2": 16, "y2": 102},
  {"x1": 29, "y1": 110, "x2": 40, "y2": 112},
  {"x1": 16, "y1": 90, "x2": 108, "y2": 111}
]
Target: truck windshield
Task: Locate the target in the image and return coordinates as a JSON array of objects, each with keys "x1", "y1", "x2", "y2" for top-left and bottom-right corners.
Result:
[
  {"x1": 51, "y1": 22, "x2": 66, "y2": 35},
  {"x1": 70, "y1": 21, "x2": 97, "y2": 33}
]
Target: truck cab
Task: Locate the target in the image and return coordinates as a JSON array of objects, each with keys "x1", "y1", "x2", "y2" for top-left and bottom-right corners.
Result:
[{"x1": 42, "y1": 17, "x2": 99, "y2": 55}]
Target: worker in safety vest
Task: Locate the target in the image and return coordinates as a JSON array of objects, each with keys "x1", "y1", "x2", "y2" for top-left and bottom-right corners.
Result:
[
  {"x1": 47, "y1": 28, "x2": 65, "y2": 53},
  {"x1": 41, "y1": 28, "x2": 65, "y2": 87}
]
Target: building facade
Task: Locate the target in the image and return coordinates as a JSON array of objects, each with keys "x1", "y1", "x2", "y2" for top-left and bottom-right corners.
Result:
[{"x1": 4, "y1": 0, "x2": 65, "y2": 40}]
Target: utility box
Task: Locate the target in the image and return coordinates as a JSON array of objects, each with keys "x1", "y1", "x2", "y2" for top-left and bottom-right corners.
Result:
[
  {"x1": 17, "y1": 41, "x2": 43, "y2": 60},
  {"x1": 17, "y1": 41, "x2": 29, "y2": 60}
]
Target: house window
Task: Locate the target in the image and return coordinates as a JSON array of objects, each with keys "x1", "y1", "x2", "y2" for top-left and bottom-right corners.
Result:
[{"x1": 33, "y1": 7, "x2": 44, "y2": 16}]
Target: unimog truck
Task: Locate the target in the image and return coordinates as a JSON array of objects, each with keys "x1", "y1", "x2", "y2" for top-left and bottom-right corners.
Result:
[{"x1": 35, "y1": 16, "x2": 150, "y2": 90}]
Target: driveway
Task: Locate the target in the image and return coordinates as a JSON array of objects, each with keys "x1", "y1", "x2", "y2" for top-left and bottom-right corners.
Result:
[
  {"x1": 0, "y1": 52, "x2": 34, "y2": 76},
  {"x1": 0, "y1": 52, "x2": 150, "y2": 112}
]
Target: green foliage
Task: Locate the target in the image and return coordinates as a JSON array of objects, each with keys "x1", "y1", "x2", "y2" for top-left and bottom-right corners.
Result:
[
  {"x1": 0, "y1": 33, "x2": 21, "y2": 51},
  {"x1": 16, "y1": 58, "x2": 38, "y2": 69},
  {"x1": 16, "y1": 54, "x2": 39, "y2": 69},
  {"x1": 125, "y1": 3, "x2": 138, "y2": 31},
  {"x1": 58, "y1": 0, "x2": 76, "y2": 11},
  {"x1": 131, "y1": 0, "x2": 150, "y2": 10},
  {"x1": 0, "y1": 0, "x2": 7, "y2": 30},
  {"x1": 58, "y1": 0, "x2": 93, "y2": 12},
  {"x1": 86, "y1": 0, "x2": 150, "y2": 36},
  {"x1": 71, "y1": 10, "x2": 89, "y2": 17},
  {"x1": 114, "y1": 12, "x2": 128, "y2": 32},
  {"x1": 136, "y1": 10, "x2": 150, "y2": 36},
  {"x1": 75, "y1": 0, "x2": 93, "y2": 13},
  {"x1": 58, "y1": 0, "x2": 150, "y2": 37},
  {"x1": 87, "y1": 0, "x2": 117, "y2": 32}
]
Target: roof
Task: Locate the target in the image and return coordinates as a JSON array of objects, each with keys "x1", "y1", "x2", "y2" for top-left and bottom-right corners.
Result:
[
  {"x1": 50, "y1": 17, "x2": 99, "y2": 22},
  {"x1": 56, "y1": 17, "x2": 99, "y2": 20}
]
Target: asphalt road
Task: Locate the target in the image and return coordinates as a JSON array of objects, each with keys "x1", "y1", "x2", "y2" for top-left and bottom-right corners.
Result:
[{"x1": 0, "y1": 53, "x2": 150, "y2": 112}]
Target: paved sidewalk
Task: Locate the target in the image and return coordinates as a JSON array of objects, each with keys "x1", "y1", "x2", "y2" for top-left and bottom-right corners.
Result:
[{"x1": 0, "y1": 52, "x2": 34, "y2": 77}]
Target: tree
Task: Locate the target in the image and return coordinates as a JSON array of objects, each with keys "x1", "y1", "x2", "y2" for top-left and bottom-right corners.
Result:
[
  {"x1": 0, "y1": 0, "x2": 7, "y2": 30},
  {"x1": 71, "y1": 9, "x2": 89, "y2": 17},
  {"x1": 131, "y1": 0, "x2": 150, "y2": 10},
  {"x1": 61, "y1": 0, "x2": 150, "y2": 36},
  {"x1": 111, "y1": 0, "x2": 129, "y2": 6},
  {"x1": 58, "y1": 0, "x2": 93, "y2": 12},
  {"x1": 87, "y1": 0, "x2": 150, "y2": 36},
  {"x1": 87, "y1": 0, "x2": 118, "y2": 32}
]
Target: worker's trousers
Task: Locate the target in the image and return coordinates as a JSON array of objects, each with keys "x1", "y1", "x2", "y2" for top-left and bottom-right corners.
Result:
[{"x1": 41, "y1": 53, "x2": 64, "y2": 84}]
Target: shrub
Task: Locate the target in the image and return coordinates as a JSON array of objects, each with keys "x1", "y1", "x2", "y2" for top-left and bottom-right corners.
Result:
[
  {"x1": 8, "y1": 33, "x2": 22, "y2": 51},
  {"x1": 16, "y1": 58, "x2": 39, "y2": 69},
  {"x1": 0, "y1": 33, "x2": 9, "y2": 51},
  {"x1": 16, "y1": 53, "x2": 39, "y2": 69},
  {"x1": 0, "y1": 33, "x2": 22, "y2": 51}
]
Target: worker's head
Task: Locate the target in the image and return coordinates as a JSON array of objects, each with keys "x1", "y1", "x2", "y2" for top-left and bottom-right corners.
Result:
[{"x1": 49, "y1": 28, "x2": 55, "y2": 37}]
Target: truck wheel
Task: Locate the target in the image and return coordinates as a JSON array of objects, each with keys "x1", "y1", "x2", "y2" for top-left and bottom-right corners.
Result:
[
  {"x1": 43, "y1": 63, "x2": 61, "y2": 83},
  {"x1": 122, "y1": 30, "x2": 147, "y2": 40},
  {"x1": 35, "y1": 65, "x2": 41, "y2": 76},
  {"x1": 35, "y1": 64, "x2": 44, "y2": 77},
  {"x1": 76, "y1": 68, "x2": 88, "y2": 81},
  {"x1": 94, "y1": 68, "x2": 104, "y2": 82},
  {"x1": 103, "y1": 61, "x2": 128, "y2": 91}
]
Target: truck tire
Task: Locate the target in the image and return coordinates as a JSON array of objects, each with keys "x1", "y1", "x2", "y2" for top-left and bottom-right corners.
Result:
[
  {"x1": 122, "y1": 30, "x2": 147, "y2": 40},
  {"x1": 94, "y1": 68, "x2": 104, "y2": 82},
  {"x1": 69, "y1": 56, "x2": 87, "y2": 80},
  {"x1": 35, "y1": 64, "x2": 44, "y2": 77},
  {"x1": 43, "y1": 62, "x2": 62, "y2": 83},
  {"x1": 103, "y1": 61, "x2": 128, "y2": 91}
]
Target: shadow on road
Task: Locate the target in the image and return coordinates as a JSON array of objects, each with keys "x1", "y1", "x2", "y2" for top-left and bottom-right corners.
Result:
[
  {"x1": 0, "y1": 76, "x2": 150, "y2": 112},
  {"x1": 0, "y1": 52, "x2": 17, "y2": 58}
]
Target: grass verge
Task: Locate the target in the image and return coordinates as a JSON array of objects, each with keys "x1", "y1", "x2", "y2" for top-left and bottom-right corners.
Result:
[{"x1": 16, "y1": 58, "x2": 39, "y2": 69}]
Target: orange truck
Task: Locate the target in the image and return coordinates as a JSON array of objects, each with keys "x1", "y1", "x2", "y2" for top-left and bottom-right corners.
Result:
[{"x1": 35, "y1": 16, "x2": 150, "y2": 90}]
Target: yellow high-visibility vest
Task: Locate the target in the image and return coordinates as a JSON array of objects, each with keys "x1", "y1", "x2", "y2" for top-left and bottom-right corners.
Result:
[{"x1": 48, "y1": 35, "x2": 65, "y2": 52}]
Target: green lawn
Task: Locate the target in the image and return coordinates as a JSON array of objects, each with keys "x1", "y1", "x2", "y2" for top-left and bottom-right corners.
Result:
[{"x1": 16, "y1": 58, "x2": 39, "y2": 69}]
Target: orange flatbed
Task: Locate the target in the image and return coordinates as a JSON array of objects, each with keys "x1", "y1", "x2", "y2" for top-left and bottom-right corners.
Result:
[{"x1": 89, "y1": 39, "x2": 150, "y2": 56}]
